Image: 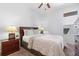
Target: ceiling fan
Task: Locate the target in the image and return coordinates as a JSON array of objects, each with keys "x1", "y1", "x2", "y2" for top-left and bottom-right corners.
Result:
[{"x1": 38, "y1": 3, "x2": 51, "y2": 8}]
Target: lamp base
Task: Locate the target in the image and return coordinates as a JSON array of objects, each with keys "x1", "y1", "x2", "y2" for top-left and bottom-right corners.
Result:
[
  {"x1": 40, "y1": 31, "x2": 43, "y2": 34},
  {"x1": 9, "y1": 33, "x2": 15, "y2": 40}
]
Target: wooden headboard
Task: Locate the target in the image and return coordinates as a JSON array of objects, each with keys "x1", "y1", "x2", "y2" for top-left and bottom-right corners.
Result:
[{"x1": 19, "y1": 27, "x2": 38, "y2": 46}]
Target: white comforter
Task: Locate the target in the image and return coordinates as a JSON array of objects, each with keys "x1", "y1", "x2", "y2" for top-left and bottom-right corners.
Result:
[{"x1": 28, "y1": 34, "x2": 65, "y2": 56}]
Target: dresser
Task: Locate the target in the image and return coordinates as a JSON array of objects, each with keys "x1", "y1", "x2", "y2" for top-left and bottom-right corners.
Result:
[{"x1": 1, "y1": 39, "x2": 20, "y2": 56}]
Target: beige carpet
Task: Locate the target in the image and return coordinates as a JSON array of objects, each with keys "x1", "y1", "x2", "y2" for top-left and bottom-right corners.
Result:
[
  {"x1": 8, "y1": 47, "x2": 35, "y2": 56},
  {"x1": 0, "y1": 44, "x2": 76, "y2": 56}
]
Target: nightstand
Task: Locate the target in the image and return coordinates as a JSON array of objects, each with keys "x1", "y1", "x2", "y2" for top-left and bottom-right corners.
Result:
[{"x1": 1, "y1": 39, "x2": 20, "y2": 56}]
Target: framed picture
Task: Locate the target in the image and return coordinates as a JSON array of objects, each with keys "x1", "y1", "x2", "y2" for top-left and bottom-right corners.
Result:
[{"x1": 9, "y1": 33, "x2": 15, "y2": 40}]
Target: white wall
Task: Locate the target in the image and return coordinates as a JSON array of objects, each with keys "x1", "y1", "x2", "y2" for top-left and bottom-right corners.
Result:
[
  {"x1": 0, "y1": 3, "x2": 33, "y2": 33},
  {"x1": 29, "y1": 3, "x2": 79, "y2": 35},
  {"x1": 47, "y1": 9, "x2": 63, "y2": 35},
  {"x1": 30, "y1": 3, "x2": 63, "y2": 35},
  {"x1": 30, "y1": 3, "x2": 79, "y2": 35},
  {"x1": 0, "y1": 3, "x2": 78, "y2": 36}
]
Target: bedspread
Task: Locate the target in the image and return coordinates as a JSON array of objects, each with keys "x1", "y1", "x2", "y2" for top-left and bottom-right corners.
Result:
[{"x1": 28, "y1": 34, "x2": 65, "y2": 56}]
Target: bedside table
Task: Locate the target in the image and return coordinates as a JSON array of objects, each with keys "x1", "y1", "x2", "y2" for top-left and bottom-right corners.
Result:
[{"x1": 1, "y1": 39, "x2": 20, "y2": 56}]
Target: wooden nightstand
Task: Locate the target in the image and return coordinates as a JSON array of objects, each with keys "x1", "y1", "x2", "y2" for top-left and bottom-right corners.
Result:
[{"x1": 1, "y1": 39, "x2": 20, "y2": 56}]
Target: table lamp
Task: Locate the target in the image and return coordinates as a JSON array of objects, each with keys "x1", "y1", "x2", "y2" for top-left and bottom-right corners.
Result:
[
  {"x1": 6, "y1": 25, "x2": 17, "y2": 40},
  {"x1": 38, "y1": 26, "x2": 44, "y2": 34}
]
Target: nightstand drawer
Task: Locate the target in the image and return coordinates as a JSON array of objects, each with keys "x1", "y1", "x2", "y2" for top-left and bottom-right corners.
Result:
[{"x1": 1, "y1": 39, "x2": 20, "y2": 56}]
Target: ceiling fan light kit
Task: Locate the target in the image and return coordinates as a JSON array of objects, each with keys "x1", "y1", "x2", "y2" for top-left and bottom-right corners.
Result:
[{"x1": 38, "y1": 3, "x2": 51, "y2": 9}]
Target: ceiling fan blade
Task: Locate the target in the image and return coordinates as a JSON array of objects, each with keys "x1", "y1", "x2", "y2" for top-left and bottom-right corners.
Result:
[
  {"x1": 47, "y1": 3, "x2": 50, "y2": 8},
  {"x1": 38, "y1": 3, "x2": 43, "y2": 8}
]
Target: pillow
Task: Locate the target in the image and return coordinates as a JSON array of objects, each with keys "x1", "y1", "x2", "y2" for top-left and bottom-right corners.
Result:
[
  {"x1": 23, "y1": 35, "x2": 33, "y2": 42},
  {"x1": 24, "y1": 30, "x2": 34, "y2": 36},
  {"x1": 33, "y1": 30, "x2": 40, "y2": 34},
  {"x1": 43, "y1": 31, "x2": 49, "y2": 34}
]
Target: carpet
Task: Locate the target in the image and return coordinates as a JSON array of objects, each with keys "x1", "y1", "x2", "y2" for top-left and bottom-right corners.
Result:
[{"x1": 8, "y1": 47, "x2": 34, "y2": 56}]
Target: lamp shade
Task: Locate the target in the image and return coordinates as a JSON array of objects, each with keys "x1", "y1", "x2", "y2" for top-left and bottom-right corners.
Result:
[{"x1": 6, "y1": 26, "x2": 17, "y2": 33}]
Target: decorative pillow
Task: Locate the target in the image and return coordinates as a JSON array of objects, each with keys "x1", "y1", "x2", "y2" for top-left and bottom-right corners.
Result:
[
  {"x1": 43, "y1": 31, "x2": 50, "y2": 34},
  {"x1": 33, "y1": 30, "x2": 40, "y2": 34},
  {"x1": 24, "y1": 30, "x2": 34, "y2": 36}
]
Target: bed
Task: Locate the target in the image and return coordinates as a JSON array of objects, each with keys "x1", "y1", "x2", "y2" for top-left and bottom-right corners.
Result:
[{"x1": 19, "y1": 27, "x2": 65, "y2": 56}]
